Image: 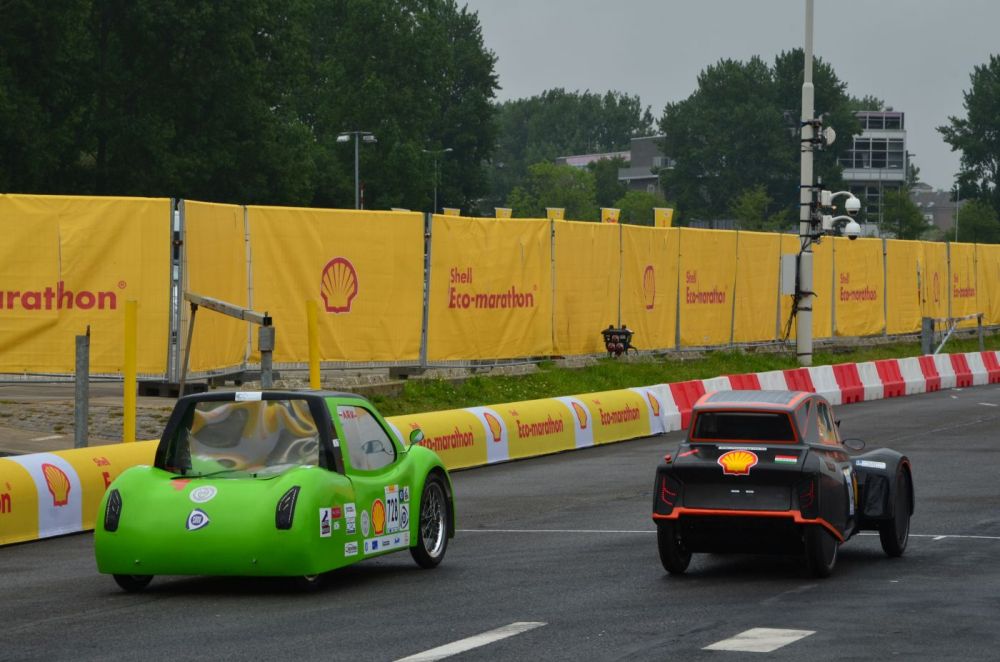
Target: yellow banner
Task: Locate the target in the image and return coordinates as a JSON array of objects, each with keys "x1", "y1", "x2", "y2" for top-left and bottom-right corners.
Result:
[
  {"x1": 921, "y1": 241, "x2": 949, "y2": 320},
  {"x1": 733, "y1": 231, "x2": 780, "y2": 343},
  {"x1": 495, "y1": 207, "x2": 513, "y2": 219},
  {"x1": 546, "y1": 207, "x2": 565, "y2": 221},
  {"x1": 601, "y1": 208, "x2": 620, "y2": 224},
  {"x1": 654, "y1": 208, "x2": 674, "y2": 228},
  {"x1": 621, "y1": 226, "x2": 678, "y2": 350},
  {"x1": 553, "y1": 221, "x2": 621, "y2": 355},
  {"x1": 493, "y1": 398, "x2": 575, "y2": 459},
  {"x1": 427, "y1": 216, "x2": 552, "y2": 360},
  {"x1": 386, "y1": 410, "x2": 488, "y2": 471},
  {"x1": 976, "y1": 244, "x2": 1000, "y2": 325},
  {"x1": 0, "y1": 195, "x2": 170, "y2": 374},
  {"x1": 247, "y1": 207, "x2": 424, "y2": 362},
  {"x1": 678, "y1": 228, "x2": 736, "y2": 346},
  {"x1": 0, "y1": 458, "x2": 37, "y2": 544},
  {"x1": 949, "y1": 242, "x2": 979, "y2": 326},
  {"x1": 184, "y1": 201, "x2": 249, "y2": 373},
  {"x1": 833, "y1": 236, "x2": 884, "y2": 336},
  {"x1": 577, "y1": 389, "x2": 652, "y2": 444},
  {"x1": 885, "y1": 239, "x2": 923, "y2": 335}
]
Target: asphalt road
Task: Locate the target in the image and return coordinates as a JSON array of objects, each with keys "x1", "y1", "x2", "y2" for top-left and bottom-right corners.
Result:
[{"x1": 3, "y1": 385, "x2": 1000, "y2": 661}]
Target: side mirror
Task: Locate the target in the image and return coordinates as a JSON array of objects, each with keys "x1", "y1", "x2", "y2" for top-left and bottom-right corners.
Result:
[{"x1": 842, "y1": 437, "x2": 866, "y2": 452}]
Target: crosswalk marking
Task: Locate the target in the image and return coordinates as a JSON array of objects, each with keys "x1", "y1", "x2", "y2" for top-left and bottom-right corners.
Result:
[
  {"x1": 704, "y1": 628, "x2": 815, "y2": 653},
  {"x1": 395, "y1": 622, "x2": 546, "y2": 662}
]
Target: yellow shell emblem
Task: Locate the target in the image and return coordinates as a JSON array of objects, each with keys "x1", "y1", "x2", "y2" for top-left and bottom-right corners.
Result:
[
  {"x1": 571, "y1": 402, "x2": 588, "y2": 430},
  {"x1": 320, "y1": 257, "x2": 359, "y2": 313},
  {"x1": 646, "y1": 392, "x2": 660, "y2": 417},
  {"x1": 718, "y1": 450, "x2": 758, "y2": 476},
  {"x1": 372, "y1": 499, "x2": 386, "y2": 535},
  {"x1": 41, "y1": 463, "x2": 71, "y2": 506},
  {"x1": 483, "y1": 412, "x2": 502, "y2": 442},
  {"x1": 643, "y1": 265, "x2": 656, "y2": 310}
]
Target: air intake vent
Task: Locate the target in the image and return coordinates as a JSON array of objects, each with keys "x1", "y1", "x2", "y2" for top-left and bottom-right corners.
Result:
[
  {"x1": 104, "y1": 489, "x2": 122, "y2": 532},
  {"x1": 275, "y1": 486, "x2": 301, "y2": 530}
]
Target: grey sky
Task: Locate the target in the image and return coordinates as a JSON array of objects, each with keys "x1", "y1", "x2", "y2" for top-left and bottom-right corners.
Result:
[{"x1": 463, "y1": 0, "x2": 999, "y2": 191}]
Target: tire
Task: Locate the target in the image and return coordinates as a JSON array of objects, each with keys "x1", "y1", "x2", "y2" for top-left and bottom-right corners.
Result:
[
  {"x1": 410, "y1": 475, "x2": 450, "y2": 569},
  {"x1": 879, "y1": 467, "x2": 911, "y2": 558},
  {"x1": 804, "y1": 526, "x2": 839, "y2": 578},
  {"x1": 113, "y1": 574, "x2": 153, "y2": 592},
  {"x1": 656, "y1": 521, "x2": 691, "y2": 575},
  {"x1": 291, "y1": 574, "x2": 324, "y2": 592}
]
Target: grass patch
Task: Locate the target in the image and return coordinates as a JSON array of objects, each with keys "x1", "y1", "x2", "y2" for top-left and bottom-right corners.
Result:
[{"x1": 369, "y1": 334, "x2": 1000, "y2": 416}]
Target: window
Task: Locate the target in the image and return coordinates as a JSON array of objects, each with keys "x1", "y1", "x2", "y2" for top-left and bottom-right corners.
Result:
[
  {"x1": 816, "y1": 402, "x2": 838, "y2": 445},
  {"x1": 337, "y1": 405, "x2": 396, "y2": 471},
  {"x1": 690, "y1": 411, "x2": 796, "y2": 443}
]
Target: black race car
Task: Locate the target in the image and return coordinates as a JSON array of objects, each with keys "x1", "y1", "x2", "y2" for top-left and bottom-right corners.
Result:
[{"x1": 652, "y1": 390, "x2": 913, "y2": 577}]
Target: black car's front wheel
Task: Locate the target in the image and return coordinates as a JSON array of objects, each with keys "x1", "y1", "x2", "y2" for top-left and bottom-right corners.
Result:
[
  {"x1": 656, "y1": 521, "x2": 691, "y2": 574},
  {"x1": 410, "y1": 475, "x2": 449, "y2": 569},
  {"x1": 113, "y1": 574, "x2": 153, "y2": 592},
  {"x1": 879, "y1": 466, "x2": 912, "y2": 558},
  {"x1": 804, "y1": 526, "x2": 839, "y2": 578}
]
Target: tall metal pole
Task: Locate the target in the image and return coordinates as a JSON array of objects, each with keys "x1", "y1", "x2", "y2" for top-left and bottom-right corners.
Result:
[
  {"x1": 954, "y1": 179, "x2": 960, "y2": 241},
  {"x1": 433, "y1": 156, "x2": 439, "y2": 214},
  {"x1": 353, "y1": 133, "x2": 360, "y2": 210},
  {"x1": 797, "y1": 0, "x2": 815, "y2": 367}
]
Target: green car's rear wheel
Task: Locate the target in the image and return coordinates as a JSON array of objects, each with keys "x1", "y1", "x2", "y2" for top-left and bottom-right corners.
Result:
[
  {"x1": 411, "y1": 475, "x2": 449, "y2": 568},
  {"x1": 656, "y1": 521, "x2": 691, "y2": 574},
  {"x1": 113, "y1": 574, "x2": 153, "y2": 592}
]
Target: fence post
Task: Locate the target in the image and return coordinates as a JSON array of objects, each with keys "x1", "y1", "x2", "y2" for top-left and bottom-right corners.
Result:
[
  {"x1": 74, "y1": 327, "x2": 90, "y2": 448},
  {"x1": 978, "y1": 313, "x2": 985, "y2": 351},
  {"x1": 259, "y1": 324, "x2": 275, "y2": 389},
  {"x1": 307, "y1": 300, "x2": 320, "y2": 389},
  {"x1": 921, "y1": 317, "x2": 934, "y2": 356},
  {"x1": 123, "y1": 300, "x2": 137, "y2": 443}
]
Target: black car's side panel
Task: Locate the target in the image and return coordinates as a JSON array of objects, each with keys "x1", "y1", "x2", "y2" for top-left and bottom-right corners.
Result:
[{"x1": 852, "y1": 449, "x2": 913, "y2": 529}]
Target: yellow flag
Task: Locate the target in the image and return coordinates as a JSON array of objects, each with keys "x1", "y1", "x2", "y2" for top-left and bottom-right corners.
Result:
[
  {"x1": 654, "y1": 208, "x2": 674, "y2": 228},
  {"x1": 601, "y1": 208, "x2": 621, "y2": 224},
  {"x1": 495, "y1": 207, "x2": 513, "y2": 219},
  {"x1": 545, "y1": 207, "x2": 565, "y2": 221},
  {"x1": 443, "y1": 207, "x2": 461, "y2": 217}
]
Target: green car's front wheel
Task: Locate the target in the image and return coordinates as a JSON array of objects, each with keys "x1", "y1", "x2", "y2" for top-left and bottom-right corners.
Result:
[
  {"x1": 411, "y1": 475, "x2": 449, "y2": 569},
  {"x1": 113, "y1": 574, "x2": 153, "y2": 592}
]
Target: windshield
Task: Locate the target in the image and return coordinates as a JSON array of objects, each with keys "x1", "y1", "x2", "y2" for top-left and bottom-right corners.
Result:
[
  {"x1": 164, "y1": 399, "x2": 321, "y2": 477},
  {"x1": 690, "y1": 411, "x2": 796, "y2": 443}
]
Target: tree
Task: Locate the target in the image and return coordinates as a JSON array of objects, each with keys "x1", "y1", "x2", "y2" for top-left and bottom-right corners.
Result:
[
  {"x1": 955, "y1": 199, "x2": 1000, "y2": 244},
  {"x1": 939, "y1": 55, "x2": 1000, "y2": 220},
  {"x1": 659, "y1": 51, "x2": 866, "y2": 223},
  {"x1": 614, "y1": 189, "x2": 670, "y2": 226},
  {"x1": 729, "y1": 185, "x2": 791, "y2": 232},
  {"x1": 881, "y1": 188, "x2": 928, "y2": 240},
  {"x1": 506, "y1": 162, "x2": 598, "y2": 220},
  {"x1": 589, "y1": 156, "x2": 627, "y2": 208}
]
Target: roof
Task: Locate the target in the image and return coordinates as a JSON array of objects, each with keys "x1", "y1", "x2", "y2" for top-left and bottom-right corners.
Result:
[{"x1": 694, "y1": 390, "x2": 813, "y2": 412}]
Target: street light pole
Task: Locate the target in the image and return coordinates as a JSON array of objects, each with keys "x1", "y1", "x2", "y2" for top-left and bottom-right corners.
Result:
[
  {"x1": 337, "y1": 130, "x2": 377, "y2": 209},
  {"x1": 422, "y1": 147, "x2": 453, "y2": 213},
  {"x1": 797, "y1": 0, "x2": 816, "y2": 367},
  {"x1": 954, "y1": 178, "x2": 961, "y2": 241}
]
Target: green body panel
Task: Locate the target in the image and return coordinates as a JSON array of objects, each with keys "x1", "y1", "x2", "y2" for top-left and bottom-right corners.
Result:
[{"x1": 95, "y1": 394, "x2": 452, "y2": 579}]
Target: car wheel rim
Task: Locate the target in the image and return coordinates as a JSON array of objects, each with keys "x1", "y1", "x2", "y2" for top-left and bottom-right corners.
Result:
[{"x1": 420, "y1": 482, "x2": 446, "y2": 559}]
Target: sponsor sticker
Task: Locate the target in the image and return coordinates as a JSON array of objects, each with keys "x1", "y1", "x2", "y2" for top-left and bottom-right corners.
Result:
[
  {"x1": 344, "y1": 541, "x2": 358, "y2": 557},
  {"x1": 189, "y1": 486, "x2": 217, "y2": 504},
  {"x1": 718, "y1": 445, "x2": 768, "y2": 451},
  {"x1": 774, "y1": 455, "x2": 798, "y2": 464},
  {"x1": 234, "y1": 391, "x2": 262, "y2": 401},
  {"x1": 363, "y1": 532, "x2": 410, "y2": 556},
  {"x1": 320, "y1": 507, "x2": 332, "y2": 537},
  {"x1": 345, "y1": 502, "x2": 357, "y2": 535},
  {"x1": 186, "y1": 509, "x2": 210, "y2": 531},
  {"x1": 855, "y1": 460, "x2": 887, "y2": 470},
  {"x1": 360, "y1": 510, "x2": 370, "y2": 537},
  {"x1": 385, "y1": 486, "x2": 401, "y2": 533},
  {"x1": 401, "y1": 486, "x2": 410, "y2": 502},
  {"x1": 372, "y1": 498, "x2": 386, "y2": 535},
  {"x1": 718, "y1": 450, "x2": 758, "y2": 476},
  {"x1": 332, "y1": 505, "x2": 342, "y2": 519},
  {"x1": 400, "y1": 503, "x2": 409, "y2": 530}
]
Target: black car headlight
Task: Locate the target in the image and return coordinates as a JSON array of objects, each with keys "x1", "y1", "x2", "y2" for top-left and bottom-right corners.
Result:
[
  {"x1": 275, "y1": 486, "x2": 301, "y2": 530},
  {"x1": 104, "y1": 489, "x2": 122, "y2": 532}
]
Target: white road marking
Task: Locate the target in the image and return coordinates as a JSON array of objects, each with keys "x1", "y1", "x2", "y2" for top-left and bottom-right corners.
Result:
[
  {"x1": 979, "y1": 402, "x2": 998, "y2": 407},
  {"x1": 395, "y1": 622, "x2": 545, "y2": 662},
  {"x1": 29, "y1": 434, "x2": 63, "y2": 441},
  {"x1": 951, "y1": 395, "x2": 959, "y2": 399},
  {"x1": 934, "y1": 535, "x2": 947, "y2": 541},
  {"x1": 462, "y1": 529, "x2": 1000, "y2": 541},
  {"x1": 704, "y1": 628, "x2": 814, "y2": 653}
]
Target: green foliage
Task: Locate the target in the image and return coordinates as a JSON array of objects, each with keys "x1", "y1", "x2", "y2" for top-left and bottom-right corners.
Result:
[
  {"x1": 489, "y1": 89, "x2": 654, "y2": 208},
  {"x1": 589, "y1": 157, "x2": 628, "y2": 207},
  {"x1": 507, "y1": 162, "x2": 598, "y2": 220},
  {"x1": 0, "y1": 0, "x2": 498, "y2": 210},
  {"x1": 882, "y1": 188, "x2": 929, "y2": 240},
  {"x1": 659, "y1": 50, "x2": 861, "y2": 223},
  {"x1": 939, "y1": 54, "x2": 1000, "y2": 221},
  {"x1": 955, "y1": 199, "x2": 1000, "y2": 243},
  {"x1": 728, "y1": 185, "x2": 791, "y2": 232},
  {"x1": 614, "y1": 189, "x2": 670, "y2": 226}
]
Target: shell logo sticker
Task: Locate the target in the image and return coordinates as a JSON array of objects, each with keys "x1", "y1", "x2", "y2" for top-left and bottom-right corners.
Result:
[
  {"x1": 570, "y1": 402, "x2": 588, "y2": 430},
  {"x1": 483, "y1": 411, "x2": 502, "y2": 442},
  {"x1": 41, "y1": 463, "x2": 71, "y2": 507},
  {"x1": 321, "y1": 257, "x2": 359, "y2": 313},
  {"x1": 718, "y1": 450, "x2": 758, "y2": 476},
  {"x1": 646, "y1": 392, "x2": 660, "y2": 417},
  {"x1": 372, "y1": 498, "x2": 386, "y2": 535},
  {"x1": 643, "y1": 265, "x2": 656, "y2": 310}
]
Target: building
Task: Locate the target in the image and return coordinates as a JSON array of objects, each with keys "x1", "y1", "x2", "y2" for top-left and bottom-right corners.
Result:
[
  {"x1": 555, "y1": 135, "x2": 671, "y2": 195},
  {"x1": 838, "y1": 110, "x2": 909, "y2": 235},
  {"x1": 910, "y1": 182, "x2": 962, "y2": 236}
]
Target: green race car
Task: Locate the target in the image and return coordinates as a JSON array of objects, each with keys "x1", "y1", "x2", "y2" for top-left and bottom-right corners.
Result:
[{"x1": 94, "y1": 390, "x2": 454, "y2": 591}]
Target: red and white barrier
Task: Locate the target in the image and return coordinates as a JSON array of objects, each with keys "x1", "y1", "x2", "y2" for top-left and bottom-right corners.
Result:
[
  {"x1": 855, "y1": 362, "x2": 885, "y2": 402},
  {"x1": 897, "y1": 357, "x2": 927, "y2": 395}
]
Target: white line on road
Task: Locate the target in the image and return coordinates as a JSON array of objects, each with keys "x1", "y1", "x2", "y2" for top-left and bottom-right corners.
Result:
[
  {"x1": 979, "y1": 402, "x2": 998, "y2": 407},
  {"x1": 395, "y1": 622, "x2": 546, "y2": 662},
  {"x1": 461, "y1": 529, "x2": 1000, "y2": 541},
  {"x1": 704, "y1": 628, "x2": 815, "y2": 653},
  {"x1": 29, "y1": 434, "x2": 63, "y2": 441}
]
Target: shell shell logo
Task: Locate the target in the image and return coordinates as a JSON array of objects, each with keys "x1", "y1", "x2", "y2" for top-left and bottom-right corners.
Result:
[
  {"x1": 718, "y1": 450, "x2": 758, "y2": 476},
  {"x1": 483, "y1": 412, "x2": 502, "y2": 442},
  {"x1": 646, "y1": 392, "x2": 660, "y2": 417},
  {"x1": 570, "y1": 402, "x2": 588, "y2": 430},
  {"x1": 41, "y1": 463, "x2": 71, "y2": 506},
  {"x1": 372, "y1": 498, "x2": 386, "y2": 535},
  {"x1": 320, "y1": 257, "x2": 359, "y2": 313},
  {"x1": 643, "y1": 265, "x2": 656, "y2": 310}
]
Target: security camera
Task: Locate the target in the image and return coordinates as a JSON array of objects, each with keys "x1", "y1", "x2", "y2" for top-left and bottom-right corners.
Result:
[
  {"x1": 844, "y1": 219, "x2": 862, "y2": 240},
  {"x1": 844, "y1": 196, "x2": 862, "y2": 217}
]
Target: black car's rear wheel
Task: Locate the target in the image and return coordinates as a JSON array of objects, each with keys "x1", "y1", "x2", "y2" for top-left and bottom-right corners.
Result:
[
  {"x1": 113, "y1": 574, "x2": 153, "y2": 592},
  {"x1": 804, "y1": 526, "x2": 838, "y2": 578},
  {"x1": 656, "y1": 521, "x2": 691, "y2": 574},
  {"x1": 410, "y1": 475, "x2": 449, "y2": 569},
  {"x1": 879, "y1": 467, "x2": 912, "y2": 558}
]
